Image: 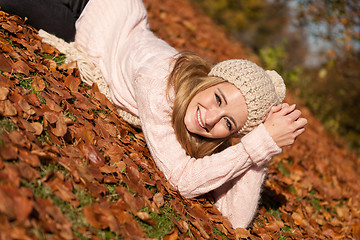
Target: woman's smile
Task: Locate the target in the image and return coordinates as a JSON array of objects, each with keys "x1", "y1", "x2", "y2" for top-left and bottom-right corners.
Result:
[
  {"x1": 184, "y1": 82, "x2": 248, "y2": 139},
  {"x1": 196, "y1": 107, "x2": 206, "y2": 130}
]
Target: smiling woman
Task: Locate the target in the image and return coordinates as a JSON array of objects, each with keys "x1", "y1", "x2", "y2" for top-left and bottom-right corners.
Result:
[
  {"x1": 170, "y1": 54, "x2": 286, "y2": 158},
  {"x1": 184, "y1": 82, "x2": 248, "y2": 139},
  {"x1": 8, "y1": 0, "x2": 307, "y2": 229}
]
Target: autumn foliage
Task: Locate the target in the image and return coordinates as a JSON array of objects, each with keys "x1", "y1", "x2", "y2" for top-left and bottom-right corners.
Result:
[{"x1": 0, "y1": 0, "x2": 359, "y2": 239}]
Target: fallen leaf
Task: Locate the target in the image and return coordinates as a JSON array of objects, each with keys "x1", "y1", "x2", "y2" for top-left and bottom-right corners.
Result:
[
  {"x1": 13, "y1": 60, "x2": 31, "y2": 75},
  {"x1": 0, "y1": 86, "x2": 9, "y2": 100},
  {"x1": 18, "y1": 98, "x2": 35, "y2": 115},
  {"x1": 52, "y1": 113, "x2": 67, "y2": 137},
  {"x1": 153, "y1": 192, "x2": 165, "y2": 208},
  {"x1": 0, "y1": 53, "x2": 13, "y2": 72},
  {"x1": 32, "y1": 76, "x2": 46, "y2": 91},
  {"x1": 1, "y1": 100, "x2": 17, "y2": 116},
  {"x1": 30, "y1": 122, "x2": 43, "y2": 135},
  {"x1": 164, "y1": 228, "x2": 179, "y2": 240},
  {"x1": 136, "y1": 211, "x2": 157, "y2": 225}
]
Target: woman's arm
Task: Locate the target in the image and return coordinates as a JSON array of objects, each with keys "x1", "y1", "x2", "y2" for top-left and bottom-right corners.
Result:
[{"x1": 133, "y1": 70, "x2": 282, "y2": 198}]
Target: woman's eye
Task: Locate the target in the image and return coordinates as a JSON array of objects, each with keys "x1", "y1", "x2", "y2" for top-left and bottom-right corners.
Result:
[
  {"x1": 225, "y1": 118, "x2": 232, "y2": 131},
  {"x1": 215, "y1": 94, "x2": 221, "y2": 106}
]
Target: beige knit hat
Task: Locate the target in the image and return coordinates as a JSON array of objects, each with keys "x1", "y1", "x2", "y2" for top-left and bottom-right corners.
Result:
[{"x1": 208, "y1": 59, "x2": 286, "y2": 135}]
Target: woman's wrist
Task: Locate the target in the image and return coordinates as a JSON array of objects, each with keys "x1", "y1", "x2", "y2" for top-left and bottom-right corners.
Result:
[{"x1": 241, "y1": 124, "x2": 282, "y2": 166}]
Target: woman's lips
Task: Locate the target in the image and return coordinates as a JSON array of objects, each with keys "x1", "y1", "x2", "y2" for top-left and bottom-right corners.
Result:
[{"x1": 195, "y1": 107, "x2": 206, "y2": 131}]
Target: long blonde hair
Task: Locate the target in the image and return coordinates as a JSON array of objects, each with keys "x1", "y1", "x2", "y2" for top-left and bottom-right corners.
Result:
[{"x1": 167, "y1": 52, "x2": 233, "y2": 158}]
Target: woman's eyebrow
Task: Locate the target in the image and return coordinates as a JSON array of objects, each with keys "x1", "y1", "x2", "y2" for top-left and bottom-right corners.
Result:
[
  {"x1": 217, "y1": 88, "x2": 228, "y2": 104},
  {"x1": 229, "y1": 116, "x2": 238, "y2": 129}
]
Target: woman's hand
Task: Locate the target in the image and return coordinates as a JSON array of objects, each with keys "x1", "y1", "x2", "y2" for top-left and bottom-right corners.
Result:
[{"x1": 264, "y1": 103, "x2": 308, "y2": 148}]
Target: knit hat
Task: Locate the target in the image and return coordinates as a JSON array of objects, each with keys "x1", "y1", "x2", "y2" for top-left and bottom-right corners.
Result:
[{"x1": 208, "y1": 59, "x2": 286, "y2": 135}]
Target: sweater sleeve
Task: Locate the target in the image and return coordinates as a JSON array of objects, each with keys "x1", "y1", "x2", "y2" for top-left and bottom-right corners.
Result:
[
  {"x1": 212, "y1": 165, "x2": 269, "y2": 228},
  {"x1": 133, "y1": 69, "x2": 281, "y2": 199}
]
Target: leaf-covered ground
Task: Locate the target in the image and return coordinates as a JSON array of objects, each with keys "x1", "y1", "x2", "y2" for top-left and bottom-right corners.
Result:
[{"x1": 0, "y1": 0, "x2": 359, "y2": 239}]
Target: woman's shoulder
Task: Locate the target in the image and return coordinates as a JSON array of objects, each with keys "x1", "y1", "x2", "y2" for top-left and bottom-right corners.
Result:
[{"x1": 75, "y1": 0, "x2": 148, "y2": 56}]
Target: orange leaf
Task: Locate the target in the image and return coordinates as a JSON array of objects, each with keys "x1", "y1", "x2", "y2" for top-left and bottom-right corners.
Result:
[
  {"x1": 52, "y1": 113, "x2": 67, "y2": 137},
  {"x1": 13, "y1": 60, "x2": 31, "y2": 75},
  {"x1": 164, "y1": 228, "x2": 179, "y2": 240},
  {"x1": 0, "y1": 86, "x2": 9, "y2": 100},
  {"x1": 1, "y1": 100, "x2": 17, "y2": 116}
]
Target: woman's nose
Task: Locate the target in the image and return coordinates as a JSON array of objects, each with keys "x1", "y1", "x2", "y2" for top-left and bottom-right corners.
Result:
[{"x1": 205, "y1": 109, "x2": 221, "y2": 128}]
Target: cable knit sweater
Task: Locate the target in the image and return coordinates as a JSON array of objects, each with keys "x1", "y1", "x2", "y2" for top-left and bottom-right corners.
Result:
[{"x1": 74, "y1": 0, "x2": 281, "y2": 228}]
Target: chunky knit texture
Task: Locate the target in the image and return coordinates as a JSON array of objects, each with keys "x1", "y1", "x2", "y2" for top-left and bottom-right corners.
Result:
[{"x1": 209, "y1": 59, "x2": 286, "y2": 135}]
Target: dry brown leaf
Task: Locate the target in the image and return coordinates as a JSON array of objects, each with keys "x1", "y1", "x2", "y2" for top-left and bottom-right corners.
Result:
[
  {"x1": 153, "y1": 192, "x2": 165, "y2": 208},
  {"x1": 8, "y1": 131, "x2": 28, "y2": 148},
  {"x1": 17, "y1": 162, "x2": 41, "y2": 181},
  {"x1": 44, "y1": 111, "x2": 58, "y2": 124},
  {"x1": 32, "y1": 76, "x2": 46, "y2": 91},
  {"x1": 264, "y1": 221, "x2": 281, "y2": 232},
  {"x1": 113, "y1": 161, "x2": 126, "y2": 172},
  {"x1": 164, "y1": 228, "x2": 179, "y2": 240},
  {"x1": 0, "y1": 143, "x2": 18, "y2": 160},
  {"x1": 30, "y1": 122, "x2": 43, "y2": 135},
  {"x1": 174, "y1": 220, "x2": 189, "y2": 234},
  {"x1": 13, "y1": 60, "x2": 31, "y2": 75},
  {"x1": 1, "y1": 100, "x2": 17, "y2": 116},
  {"x1": 18, "y1": 98, "x2": 35, "y2": 115},
  {"x1": 0, "y1": 53, "x2": 13, "y2": 72},
  {"x1": 64, "y1": 75, "x2": 81, "y2": 92},
  {"x1": 0, "y1": 86, "x2": 9, "y2": 100},
  {"x1": 1, "y1": 22, "x2": 18, "y2": 33},
  {"x1": 136, "y1": 211, "x2": 157, "y2": 225},
  {"x1": 52, "y1": 113, "x2": 67, "y2": 137},
  {"x1": 79, "y1": 142, "x2": 105, "y2": 166},
  {"x1": 18, "y1": 118, "x2": 36, "y2": 133},
  {"x1": 18, "y1": 149, "x2": 40, "y2": 167},
  {"x1": 24, "y1": 92, "x2": 41, "y2": 107},
  {"x1": 83, "y1": 204, "x2": 104, "y2": 229}
]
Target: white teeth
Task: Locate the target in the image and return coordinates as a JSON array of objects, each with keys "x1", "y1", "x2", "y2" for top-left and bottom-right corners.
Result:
[{"x1": 197, "y1": 109, "x2": 205, "y2": 128}]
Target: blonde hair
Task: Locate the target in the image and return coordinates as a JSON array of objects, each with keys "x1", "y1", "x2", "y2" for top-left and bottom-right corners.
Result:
[{"x1": 167, "y1": 52, "x2": 233, "y2": 158}]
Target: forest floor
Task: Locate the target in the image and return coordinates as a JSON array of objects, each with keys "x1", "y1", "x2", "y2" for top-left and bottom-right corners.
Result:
[{"x1": 0, "y1": 0, "x2": 359, "y2": 239}]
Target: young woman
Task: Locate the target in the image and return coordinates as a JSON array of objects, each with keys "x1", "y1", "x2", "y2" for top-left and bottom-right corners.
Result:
[{"x1": 0, "y1": 0, "x2": 307, "y2": 228}]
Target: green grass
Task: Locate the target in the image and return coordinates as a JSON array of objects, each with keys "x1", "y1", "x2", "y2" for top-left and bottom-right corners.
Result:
[
  {"x1": 137, "y1": 202, "x2": 180, "y2": 239},
  {"x1": 36, "y1": 121, "x2": 52, "y2": 144},
  {"x1": 279, "y1": 225, "x2": 292, "y2": 240},
  {"x1": 0, "y1": 117, "x2": 17, "y2": 134},
  {"x1": 64, "y1": 111, "x2": 77, "y2": 123},
  {"x1": 309, "y1": 191, "x2": 321, "y2": 211},
  {"x1": 15, "y1": 73, "x2": 33, "y2": 89},
  {"x1": 41, "y1": 53, "x2": 66, "y2": 65},
  {"x1": 91, "y1": 108, "x2": 110, "y2": 118},
  {"x1": 105, "y1": 183, "x2": 119, "y2": 201},
  {"x1": 213, "y1": 226, "x2": 229, "y2": 239},
  {"x1": 13, "y1": 73, "x2": 47, "y2": 104},
  {"x1": 278, "y1": 161, "x2": 290, "y2": 176},
  {"x1": 20, "y1": 163, "x2": 105, "y2": 240}
]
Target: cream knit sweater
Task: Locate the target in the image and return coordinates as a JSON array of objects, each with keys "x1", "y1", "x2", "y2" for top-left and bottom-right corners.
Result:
[{"x1": 72, "y1": 0, "x2": 281, "y2": 228}]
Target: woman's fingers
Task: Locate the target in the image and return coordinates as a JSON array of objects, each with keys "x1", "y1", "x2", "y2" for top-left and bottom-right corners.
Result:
[
  {"x1": 294, "y1": 126, "x2": 306, "y2": 138},
  {"x1": 264, "y1": 104, "x2": 308, "y2": 148},
  {"x1": 294, "y1": 117, "x2": 308, "y2": 131},
  {"x1": 279, "y1": 104, "x2": 296, "y2": 115},
  {"x1": 286, "y1": 109, "x2": 302, "y2": 121}
]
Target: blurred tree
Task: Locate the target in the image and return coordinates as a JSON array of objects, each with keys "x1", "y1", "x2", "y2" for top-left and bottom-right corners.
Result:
[
  {"x1": 294, "y1": 0, "x2": 360, "y2": 152},
  {"x1": 295, "y1": 0, "x2": 360, "y2": 60},
  {"x1": 192, "y1": 0, "x2": 360, "y2": 153},
  {"x1": 191, "y1": 0, "x2": 291, "y2": 51}
]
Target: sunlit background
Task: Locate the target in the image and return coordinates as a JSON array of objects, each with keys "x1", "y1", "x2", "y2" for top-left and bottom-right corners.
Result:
[{"x1": 192, "y1": 0, "x2": 360, "y2": 154}]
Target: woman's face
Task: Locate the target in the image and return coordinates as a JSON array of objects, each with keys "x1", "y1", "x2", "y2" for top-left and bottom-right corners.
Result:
[{"x1": 184, "y1": 82, "x2": 248, "y2": 139}]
